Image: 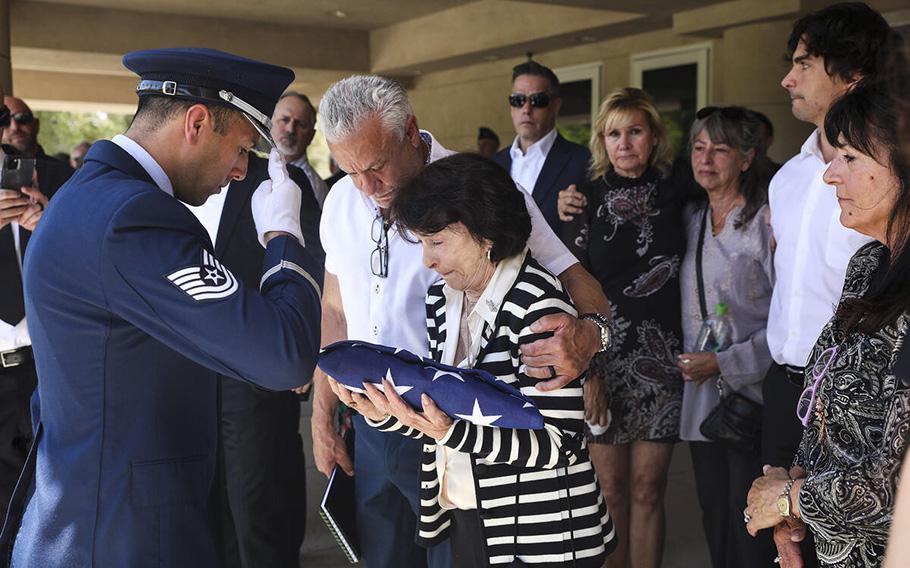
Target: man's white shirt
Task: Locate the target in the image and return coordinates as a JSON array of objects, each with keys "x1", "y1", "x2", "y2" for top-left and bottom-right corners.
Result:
[
  {"x1": 320, "y1": 130, "x2": 577, "y2": 356},
  {"x1": 508, "y1": 128, "x2": 557, "y2": 197},
  {"x1": 0, "y1": 222, "x2": 28, "y2": 351},
  {"x1": 766, "y1": 130, "x2": 872, "y2": 367}
]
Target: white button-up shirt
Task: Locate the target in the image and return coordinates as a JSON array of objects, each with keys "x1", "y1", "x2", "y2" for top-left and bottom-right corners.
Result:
[
  {"x1": 508, "y1": 128, "x2": 557, "y2": 197},
  {"x1": 320, "y1": 130, "x2": 576, "y2": 357},
  {"x1": 766, "y1": 130, "x2": 872, "y2": 367},
  {"x1": 0, "y1": 222, "x2": 28, "y2": 351}
]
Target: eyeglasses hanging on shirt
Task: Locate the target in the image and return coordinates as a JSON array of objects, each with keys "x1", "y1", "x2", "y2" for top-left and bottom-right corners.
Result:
[{"x1": 371, "y1": 213, "x2": 389, "y2": 278}]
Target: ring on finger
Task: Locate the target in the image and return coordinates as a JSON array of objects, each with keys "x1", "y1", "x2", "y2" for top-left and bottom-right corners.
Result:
[{"x1": 548, "y1": 365, "x2": 557, "y2": 379}]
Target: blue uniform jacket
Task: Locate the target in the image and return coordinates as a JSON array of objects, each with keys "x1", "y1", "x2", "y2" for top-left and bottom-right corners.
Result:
[
  {"x1": 7, "y1": 141, "x2": 323, "y2": 567},
  {"x1": 493, "y1": 133, "x2": 591, "y2": 232}
]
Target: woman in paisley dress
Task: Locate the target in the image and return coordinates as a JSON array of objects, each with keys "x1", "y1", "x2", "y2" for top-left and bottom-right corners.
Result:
[
  {"x1": 558, "y1": 87, "x2": 684, "y2": 568},
  {"x1": 745, "y1": 82, "x2": 910, "y2": 568}
]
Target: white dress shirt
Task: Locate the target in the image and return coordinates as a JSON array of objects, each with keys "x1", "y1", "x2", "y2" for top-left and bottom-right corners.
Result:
[
  {"x1": 434, "y1": 250, "x2": 525, "y2": 510},
  {"x1": 290, "y1": 156, "x2": 329, "y2": 209},
  {"x1": 0, "y1": 222, "x2": 29, "y2": 351},
  {"x1": 766, "y1": 130, "x2": 872, "y2": 367},
  {"x1": 320, "y1": 130, "x2": 577, "y2": 357},
  {"x1": 508, "y1": 128, "x2": 557, "y2": 196}
]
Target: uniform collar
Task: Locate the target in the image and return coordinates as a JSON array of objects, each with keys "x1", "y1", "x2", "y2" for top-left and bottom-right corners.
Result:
[
  {"x1": 509, "y1": 128, "x2": 557, "y2": 160},
  {"x1": 111, "y1": 134, "x2": 175, "y2": 196}
]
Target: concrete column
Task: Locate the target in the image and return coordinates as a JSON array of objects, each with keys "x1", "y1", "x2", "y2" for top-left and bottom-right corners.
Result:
[{"x1": 0, "y1": 0, "x2": 10, "y2": 93}]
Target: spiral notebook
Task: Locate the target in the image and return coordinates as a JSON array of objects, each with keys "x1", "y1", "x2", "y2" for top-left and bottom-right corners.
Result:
[{"x1": 319, "y1": 431, "x2": 359, "y2": 563}]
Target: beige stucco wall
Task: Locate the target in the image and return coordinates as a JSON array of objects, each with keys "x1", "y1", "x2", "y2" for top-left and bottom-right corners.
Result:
[{"x1": 408, "y1": 18, "x2": 814, "y2": 163}]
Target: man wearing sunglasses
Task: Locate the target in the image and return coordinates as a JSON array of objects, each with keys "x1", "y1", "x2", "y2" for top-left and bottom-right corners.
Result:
[
  {"x1": 492, "y1": 60, "x2": 590, "y2": 231},
  {"x1": 0, "y1": 93, "x2": 75, "y2": 525}
]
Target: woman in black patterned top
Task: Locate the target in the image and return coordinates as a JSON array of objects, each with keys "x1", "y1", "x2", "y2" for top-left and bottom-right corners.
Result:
[
  {"x1": 745, "y1": 82, "x2": 910, "y2": 568},
  {"x1": 559, "y1": 87, "x2": 684, "y2": 568}
]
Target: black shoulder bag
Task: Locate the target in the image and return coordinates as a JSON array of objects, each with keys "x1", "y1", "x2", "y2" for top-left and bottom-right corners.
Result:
[{"x1": 695, "y1": 205, "x2": 763, "y2": 453}]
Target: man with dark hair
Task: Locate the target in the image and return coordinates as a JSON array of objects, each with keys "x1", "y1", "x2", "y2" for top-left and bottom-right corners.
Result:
[
  {"x1": 476, "y1": 126, "x2": 499, "y2": 158},
  {"x1": 493, "y1": 60, "x2": 589, "y2": 231},
  {"x1": 758, "y1": 4, "x2": 898, "y2": 566},
  {"x1": 272, "y1": 91, "x2": 330, "y2": 208},
  {"x1": 0, "y1": 48, "x2": 323, "y2": 567}
]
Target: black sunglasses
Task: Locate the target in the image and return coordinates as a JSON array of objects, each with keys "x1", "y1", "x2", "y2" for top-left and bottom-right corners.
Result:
[
  {"x1": 9, "y1": 112, "x2": 35, "y2": 125},
  {"x1": 371, "y1": 213, "x2": 389, "y2": 278},
  {"x1": 0, "y1": 106, "x2": 8, "y2": 128},
  {"x1": 695, "y1": 106, "x2": 749, "y2": 121},
  {"x1": 508, "y1": 92, "x2": 551, "y2": 109}
]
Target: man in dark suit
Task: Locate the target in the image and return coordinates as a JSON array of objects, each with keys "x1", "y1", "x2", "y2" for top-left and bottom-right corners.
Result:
[
  {"x1": 0, "y1": 93, "x2": 73, "y2": 522},
  {"x1": 2, "y1": 48, "x2": 323, "y2": 567},
  {"x1": 493, "y1": 61, "x2": 590, "y2": 231},
  {"x1": 199, "y1": 152, "x2": 322, "y2": 568}
]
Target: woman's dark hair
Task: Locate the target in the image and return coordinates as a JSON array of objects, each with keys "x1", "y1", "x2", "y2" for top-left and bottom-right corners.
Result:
[
  {"x1": 688, "y1": 106, "x2": 773, "y2": 229},
  {"x1": 824, "y1": 80, "x2": 910, "y2": 334},
  {"x1": 390, "y1": 153, "x2": 532, "y2": 262},
  {"x1": 786, "y1": 2, "x2": 895, "y2": 84}
]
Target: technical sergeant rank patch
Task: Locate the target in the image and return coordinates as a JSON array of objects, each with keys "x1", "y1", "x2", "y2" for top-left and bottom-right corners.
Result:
[{"x1": 166, "y1": 249, "x2": 239, "y2": 301}]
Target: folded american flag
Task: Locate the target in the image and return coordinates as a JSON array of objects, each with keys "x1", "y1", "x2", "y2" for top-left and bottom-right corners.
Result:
[{"x1": 318, "y1": 340, "x2": 544, "y2": 429}]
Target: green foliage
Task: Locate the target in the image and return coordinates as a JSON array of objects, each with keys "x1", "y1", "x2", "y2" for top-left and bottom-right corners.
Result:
[
  {"x1": 33, "y1": 111, "x2": 133, "y2": 156},
  {"x1": 558, "y1": 124, "x2": 591, "y2": 148}
]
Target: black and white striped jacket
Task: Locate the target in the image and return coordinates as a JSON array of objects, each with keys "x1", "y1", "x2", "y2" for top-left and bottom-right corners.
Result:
[{"x1": 372, "y1": 252, "x2": 616, "y2": 566}]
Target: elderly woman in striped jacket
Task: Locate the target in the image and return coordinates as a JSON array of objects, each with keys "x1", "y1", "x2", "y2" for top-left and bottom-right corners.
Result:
[{"x1": 334, "y1": 153, "x2": 616, "y2": 568}]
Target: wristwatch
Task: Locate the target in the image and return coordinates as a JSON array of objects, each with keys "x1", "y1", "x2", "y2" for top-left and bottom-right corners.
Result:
[
  {"x1": 777, "y1": 478, "x2": 796, "y2": 518},
  {"x1": 580, "y1": 313, "x2": 611, "y2": 354}
]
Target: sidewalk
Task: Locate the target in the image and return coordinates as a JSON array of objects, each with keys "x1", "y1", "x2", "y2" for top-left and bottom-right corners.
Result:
[{"x1": 297, "y1": 403, "x2": 711, "y2": 567}]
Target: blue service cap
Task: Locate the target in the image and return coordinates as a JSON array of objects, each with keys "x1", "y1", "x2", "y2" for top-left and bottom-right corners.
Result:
[{"x1": 123, "y1": 47, "x2": 295, "y2": 148}]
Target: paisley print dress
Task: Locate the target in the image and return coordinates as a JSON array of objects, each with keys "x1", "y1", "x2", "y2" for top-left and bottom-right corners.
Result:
[
  {"x1": 561, "y1": 168, "x2": 685, "y2": 443},
  {"x1": 794, "y1": 242, "x2": 910, "y2": 568}
]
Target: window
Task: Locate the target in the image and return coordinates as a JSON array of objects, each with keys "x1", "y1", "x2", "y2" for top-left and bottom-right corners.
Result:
[
  {"x1": 631, "y1": 43, "x2": 712, "y2": 156},
  {"x1": 554, "y1": 62, "x2": 602, "y2": 147}
]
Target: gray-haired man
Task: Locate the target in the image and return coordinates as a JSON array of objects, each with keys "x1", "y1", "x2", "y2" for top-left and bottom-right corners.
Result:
[{"x1": 311, "y1": 75, "x2": 612, "y2": 566}]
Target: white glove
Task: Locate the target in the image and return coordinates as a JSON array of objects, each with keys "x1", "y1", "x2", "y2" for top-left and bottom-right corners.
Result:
[{"x1": 251, "y1": 149, "x2": 305, "y2": 247}]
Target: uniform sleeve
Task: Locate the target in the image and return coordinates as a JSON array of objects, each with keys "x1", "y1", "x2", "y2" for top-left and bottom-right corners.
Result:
[
  {"x1": 437, "y1": 291, "x2": 586, "y2": 470},
  {"x1": 797, "y1": 389, "x2": 910, "y2": 542},
  {"x1": 521, "y1": 189, "x2": 578, "y2": 277},
  {"x1": 101, "y1": 190, "x2": 323, "y2": 391}
]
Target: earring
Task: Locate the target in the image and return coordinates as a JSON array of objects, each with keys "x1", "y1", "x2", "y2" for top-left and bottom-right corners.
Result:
[{"x1": 486, "y1": 248, "x2": 492, "y2": 261}]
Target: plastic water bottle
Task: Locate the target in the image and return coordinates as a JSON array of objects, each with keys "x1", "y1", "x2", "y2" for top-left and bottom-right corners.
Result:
[{"x1": 695, "y1": 303, "x2": 732, "y2": 353}]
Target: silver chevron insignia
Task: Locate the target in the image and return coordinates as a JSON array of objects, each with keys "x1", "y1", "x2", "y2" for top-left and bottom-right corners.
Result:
[{"x1": 167, "y1": 250, "x2": 239, "y2": 301}]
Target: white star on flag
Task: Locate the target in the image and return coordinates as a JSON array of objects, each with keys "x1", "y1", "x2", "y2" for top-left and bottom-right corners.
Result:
[
  {"x1": 455, "y1": 399, "x2": 501, "y2": 426},
  {"x1": 375, "y1": 368, "x2": 413, "y2": 396},
  {"x1": 431, "y1": 369, "x2": 464, "y2": 382}
]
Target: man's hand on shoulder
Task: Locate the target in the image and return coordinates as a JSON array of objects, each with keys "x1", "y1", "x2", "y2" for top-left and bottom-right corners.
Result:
[{"x1": 519, "y1": 314, "x2": 600, "y2": 391}]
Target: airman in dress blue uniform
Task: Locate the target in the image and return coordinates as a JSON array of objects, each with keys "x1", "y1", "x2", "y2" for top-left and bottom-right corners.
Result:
[{"x1": 0, "y1": 48, "x2": 323, "y2": 567}]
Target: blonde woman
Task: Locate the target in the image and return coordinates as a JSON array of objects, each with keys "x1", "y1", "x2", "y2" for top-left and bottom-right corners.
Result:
[{"x1": 559, "y1": 87, "x2": 684, "y2": 568}]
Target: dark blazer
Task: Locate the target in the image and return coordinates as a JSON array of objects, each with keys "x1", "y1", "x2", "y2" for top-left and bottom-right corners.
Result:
[
  {"x1": 493, "y1": 133, "x2": 590, "y2": 231},
  {"x1": 5, "y1": 141, "x2": 323, "y2": 567},
  {"x1": 215, "y1": 154, "x2": 320, "y2": 567},
  {"x1": 215, "y1": 154, "x2": 324, "y2": 283}
]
